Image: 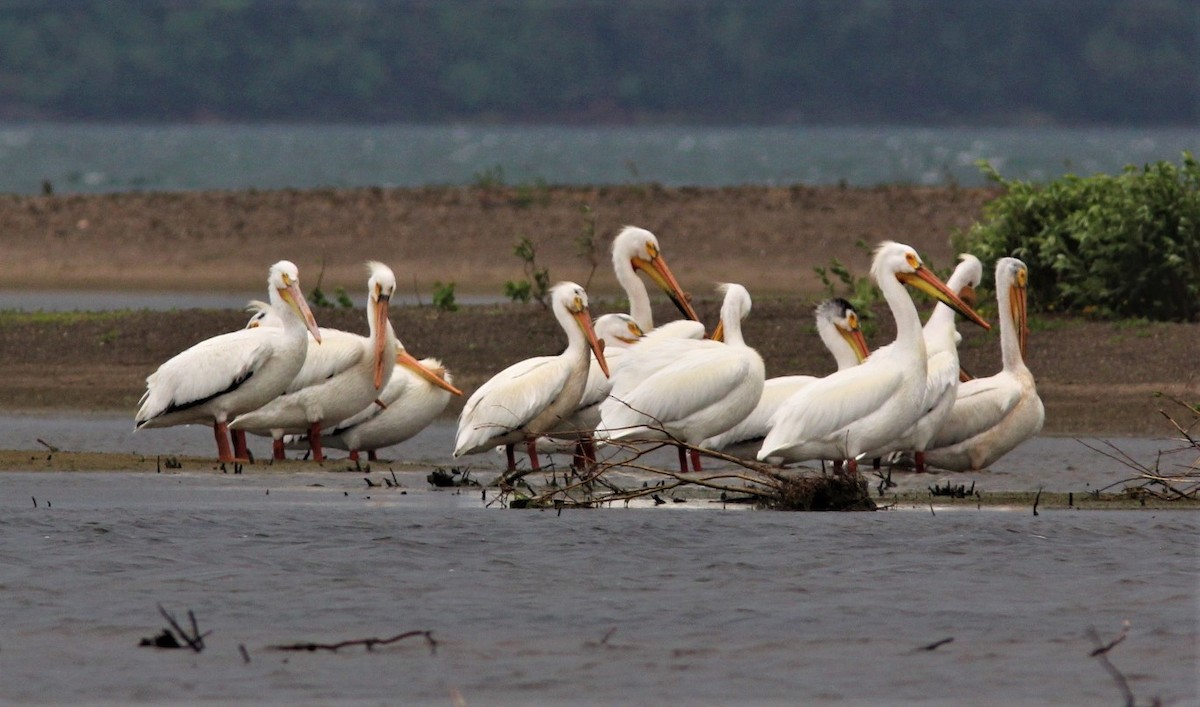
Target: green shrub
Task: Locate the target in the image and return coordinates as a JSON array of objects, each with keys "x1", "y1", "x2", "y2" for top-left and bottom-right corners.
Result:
[
  {"x1": 955, "y1": 152, "x2": 1199, "y2": 321},
  {"x1": 432, "y1": 281, "x2": 458, "y2": 312}
]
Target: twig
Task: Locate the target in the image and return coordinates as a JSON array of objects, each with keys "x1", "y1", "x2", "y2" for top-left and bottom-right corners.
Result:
[
  {"x1": 271, "y1": 630, "x2": 437, "y2": 654},
  {"x1": 920, "y1": 637, "x2": 954, "y2": 651},
  {"x1": 1032, "y1": 487, "x2": 1042, "y2": 516},
  {"x1": 36, "y1": 438, "x2": 59, "y2": 453},
  {"x1": 1086, "y1": 622, "x2": 1135, "y2": 707}
]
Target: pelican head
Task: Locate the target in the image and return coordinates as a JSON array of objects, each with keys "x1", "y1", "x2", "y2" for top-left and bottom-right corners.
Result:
[
  {"x1": 553, "y1": 281, "x2": 610, "y2": 378},
  {"x1": 268, "y1": 260, "x2": 322, "y2": 343},
  {"x1": 709, "y1": 282, "x2": 752, "y2": 343},
  {"x1": 949, "y1": 254, "x2": 985, "y2": 308},
  {"x1": 872, "y1": 242, "x2": 990, "y2": 331},
  {"x1": 612, "y1": 226, "x2": 700, "y2": 322},
  {"x1": 815, "y1": 297, "x2": 870, "y2": 364},
  {"x1": 593, "y1": 313, "x2": 645, "y2": 348},
  {"x1": 997, "y1": 257, "x2": 1030, "y2": 358},
  {"x1": 366, "y1": 261, "x2": 397, "y2": 389}
]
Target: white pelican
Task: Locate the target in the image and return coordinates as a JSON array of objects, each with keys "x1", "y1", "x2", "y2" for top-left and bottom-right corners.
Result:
[
  {"x1": 702, "y1": 298, "x2": 870, "y2": 458},
  {"x1": 924, "y1": 257, "x2": 1044, "y2": 471},
  {"x1": 598, "y1": 283, "x2": 766, "y2": 472},
  {"x1": 134, "y1": 260, "x2": 322, "y2": 462},
  {"x1": 454, "y1": 282, "x2": 609, "y2": 472},
  {"x1": 610, "y1": 226, "x2": 704, "y2": 338},
  {"x1": 757, "y1": 242, "x2": 990, "y2": 470},
  {"x1": 230, "y1": 261, "x2": 399, "y2": 462},
  {"x1": 291, "y1": 354, "x2": 462, "y2": 462},
  {"x1": 863, "y1": 254, "x2": 984, "y2": 472},
  {"x1": 539, "y1": 312, "x2": 646, "y2": 466}
]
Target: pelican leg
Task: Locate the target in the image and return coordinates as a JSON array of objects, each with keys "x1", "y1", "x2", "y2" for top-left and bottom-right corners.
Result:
[
  {"x1": 367, "y1": 450, "x2": 378, "y2": 462},
  {"x1": 525, "y1": 440, "x2": 541, "y2": 471},
  {"x1": 914, "y1": 451, "x2": 926, "y2": 474},
  {"x1": 308, "y1": 422, "x2": 325, "y2": 462},
  {"x1": 348, "y1": 450, "x2": 360, "y2": 462},
  {"x1": 677, "y1": 445, "x2": 688, "y2": 473},
  {"x1": 689, "y1": 449, "x2": 703, "y2": 473},
  {"x1": 272, "y1": 438, "x2": 286, "y2": 461},
  {"x1": 213, "y1": 421, "x2": 235, "y2": 463},
  {"x1": 232, "y1": 430, "x2": 250, "y2": 461},
  {"x1": 581, "y1": 435, "x2": 597, "y2": 467},
  {"x1": 846, "y1": 458, "x2": 858, "y2": 475},
  {"x1": 504, "y1": 444, "x2": 517, "y2": 472}
]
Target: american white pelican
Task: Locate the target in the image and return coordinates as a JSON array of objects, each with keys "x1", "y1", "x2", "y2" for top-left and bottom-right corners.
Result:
[
  {"x1": 863, "y1": 254, "x2": 984, "y2": 471},
  {"x1": 611, "y1": 226, "x2": 704, "y2": 338},
  {"x1": 292, "y1": 354, "x2": 462, "y2": 462},
  {"x1": 598, "y1": 283, "x2": 766, "y2": 472},
  {"x1": 230, "y1": 261, "x2": 399, "y2": 462},
  {"x1": 134, "y1": 260, "x2": 322, "y2": 462},
  {"x1": 702, "y1": 298, "x2": 870, "y2": 457},
  {"x1": 539, "y1": 312, "x2": 646, "y2": 466},
  {"x1": 454, "y1": 282, "x2": 609, "y2": 472},
  {"x1": 924, "y1": 257, "x2": 1044, "y2": 471},
  {"x1": 757, "y1": 242, "x2": 990, "y2": 470}
]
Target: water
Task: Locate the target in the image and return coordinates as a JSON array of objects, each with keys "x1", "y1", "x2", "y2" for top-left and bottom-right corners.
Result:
[
  {"x1": 1, "y1": 123, "x2": 1194, "y2": 195},
  {"x1": 0, "y1": 470, "x2": 1196, "y2": 705}
]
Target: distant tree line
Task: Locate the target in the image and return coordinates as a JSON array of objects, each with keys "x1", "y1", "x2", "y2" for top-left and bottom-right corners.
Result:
[{"x1": 0, "y1": 0, "x2": 1195, "y2": 125}]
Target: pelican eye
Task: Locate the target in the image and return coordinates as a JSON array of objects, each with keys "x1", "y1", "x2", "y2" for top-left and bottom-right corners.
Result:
[
  {"x1": 645, "y1": 243, "x2": 659, "y2": 260},
  {"x1": 905, "y1": 252, "x2": 920, "y2": 269},
  {"x1": 847, "y1": 312, "x2": 859, "y2": 330},
  {"x1": 1016, "y1": 268, "x2": 1028, "y2": 287},
  {"x1": 281, "y1": 273, "x2": 294, "y2": 287}
]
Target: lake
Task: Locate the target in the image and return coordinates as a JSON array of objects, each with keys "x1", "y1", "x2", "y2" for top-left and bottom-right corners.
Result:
[{"x1": 0, "y1": 123, "x2": 1195, "y2": 194}]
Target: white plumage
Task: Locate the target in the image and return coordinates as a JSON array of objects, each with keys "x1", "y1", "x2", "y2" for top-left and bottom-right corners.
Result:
[
  {"x1": 135, "y1": 260, "x2": 322, "y2": 462},
  {"x1": 294, "y1": 355, "x2": 461, "y2": 461},
  {"x1": 230, "y1": 261, "x2": 399, "y2": 462},
  {"x1": 862, "y1": 254, "x2": 984, "y2": 470},
  {"x1": 758, "y1": 242, "x2": 990, "y2": 469},
  {"x1": 454, "y1": 282, "x2": 609, "y2": 471},
  {"x1": 925, "y1": 257, "x2": 1044, "y2": 471},
  {"x1": 598, "y1": 283, "x2": 765, "y2": 472},
  {"x1": 611, "y1": 226, "x2": 704, "y2": 338},
  {"x1": 702, "y1": 298, "x2": 869, "y2": 457}
]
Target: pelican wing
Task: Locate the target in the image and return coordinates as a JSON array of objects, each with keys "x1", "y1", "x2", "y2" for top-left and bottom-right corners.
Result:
[
  {"x1": 765, "y1": 361, "x2": 905, "y2": 446},
  {"x1": 604, "y1": 346, "x2": 757, "y2": 433},
  {"x1": 922, "y1": 349, "x2": 961, "y2": 411},
  {"x1": 455, "y1": 356, "x2": 570, "y2": 454},
  {"x1": 137, "y1": 329, "x2": 277, "y2": 424},
  {"x1": 928, "y1": 375, "x2": 1022, "y2": 449},
  {"x1": 284, "y1": 329, "x2": 365, "y2": 392}
]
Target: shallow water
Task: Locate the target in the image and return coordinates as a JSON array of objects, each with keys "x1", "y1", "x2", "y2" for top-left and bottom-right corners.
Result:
[
  {"x1": 2, "y1": 417, "x2": 1197, "y2": 705},
  {"x1": 0, "y1": 470, "x2": 1196, "y2": 705}
]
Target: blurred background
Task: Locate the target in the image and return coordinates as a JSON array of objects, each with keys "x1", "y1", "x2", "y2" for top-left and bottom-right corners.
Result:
[{"x1": 0, "y1": 0, "x2": 1195, "y2": 192}]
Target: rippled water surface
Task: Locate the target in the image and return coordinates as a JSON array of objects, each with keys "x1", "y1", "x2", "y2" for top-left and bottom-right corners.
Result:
[{"x1": 1, "y1": 414, "x2": 1198, "y2": 704}]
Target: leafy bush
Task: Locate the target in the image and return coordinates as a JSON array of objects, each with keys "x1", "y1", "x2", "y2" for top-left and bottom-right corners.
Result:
[
  {"x1": 432, "y1": 281, "x2": 458, "y2": 312},
  {"x1": 504, "y1": 236, "x2": 551, "y2": 307},
  {"x1": 955, "y1": 152, "x2": 1199, "y2": 321}
]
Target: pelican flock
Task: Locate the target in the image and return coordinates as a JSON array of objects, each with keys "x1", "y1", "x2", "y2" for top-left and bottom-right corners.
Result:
[{"x1": 137, "y1": 229, "x2": 1047, "y2": 476}]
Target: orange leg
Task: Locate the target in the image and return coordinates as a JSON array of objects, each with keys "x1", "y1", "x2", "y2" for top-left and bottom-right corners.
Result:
[
  {"x1": 348, "y1": 449, "x2": 360, "y2": 462},
  {"x1": 504, "y1": 444, "x2": 517, "y2": 472},
  {"x1": 367, "y1": 450, "x2": 378, "y2": 462},
  {"x1": 308, "y1": 422, "x2": 324, "y2": 462},
  {"x1": 914, "y1": 451, "x2": 926, "y2": 473},
  {"x1": 689, "y1": 449, "x2": 703, "y2": 473},
  {"x1": 232, "y1": 429, "x2": 249, "y2": 461},
  {"x1": 525, "y1": 439, "x2": 541, "y2": 471},
  {"x1": 213, "y1": 421, "x2": 235, "y2": 463},
  {"x1": 272, "y1": 438, "x2": 286, "y2": 461}
]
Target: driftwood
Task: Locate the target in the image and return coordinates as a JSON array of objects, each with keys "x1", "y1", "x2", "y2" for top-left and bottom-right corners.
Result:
[
  {"x1": 139, "y1": 605, "x2": 209, "y2": 652},
  {"x1": 271, "y1": 630, "x2": 437, "y2": 654}
]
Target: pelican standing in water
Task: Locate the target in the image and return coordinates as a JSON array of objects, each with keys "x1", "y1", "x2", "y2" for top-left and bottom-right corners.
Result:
[
  {"x1": 864, "y1": 253, "x2": 984, "y2": 472},
  {"x1": 924, "y1": 257, "x2": 1044, "y2": 471},
  {"x1": 230, "y1": 261, "x2": 398, "y2": 462},
  {"x1": 454, "y1": 282, "x2": 609, "y2": 472},
  {"x1": 135, "y1": 260, "x2": 322, "y2": 462},
  {"x1": 702, "y1": 298, "x2": 870, "y2": 458},
  {"x1": 758, "y1": 242, "x2": 990, "y2": 470},
  {"x1": 610, "y1": 226, "x2": 704, "y2": 339},
  {"x1": 598, "y1": 283, "x2": 765, "y2": 472}
]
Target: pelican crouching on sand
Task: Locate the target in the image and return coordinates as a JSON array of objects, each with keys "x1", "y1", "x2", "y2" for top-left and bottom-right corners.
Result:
[
  {"x1": 454, "y1": 282, "x2": 609, "y2": 472},
  {"x1": 135, "y1": 260, "x2": 322, "y2": 462},
  {"x1": 924, "y1": 257, "x2": 1044, "y2": 471},
  {"x1": 292, "y1": 353, "x2": 461, "y2": 462},
  {"x1": 230, "y1": 261, "x2": 398, "y2": 462},
  {"x1": 758, "y1": 242, "x2": 990, "y2": 471}
]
